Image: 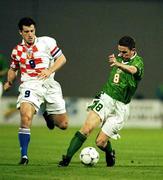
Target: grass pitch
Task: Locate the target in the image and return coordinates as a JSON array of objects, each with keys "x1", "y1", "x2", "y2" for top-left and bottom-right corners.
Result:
[{"x1": 0, "y1": 125, "x2": 163, "y2": 180}]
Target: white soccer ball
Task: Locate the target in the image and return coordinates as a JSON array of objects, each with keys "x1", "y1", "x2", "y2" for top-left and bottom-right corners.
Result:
[{"x1": 79, "y1": 147, "x2": 99, "y2": 166}]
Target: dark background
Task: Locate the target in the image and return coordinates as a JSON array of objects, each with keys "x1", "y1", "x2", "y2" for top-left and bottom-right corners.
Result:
[{"x1": 1, "y1": 0, "x2": 163, "y2": 98}]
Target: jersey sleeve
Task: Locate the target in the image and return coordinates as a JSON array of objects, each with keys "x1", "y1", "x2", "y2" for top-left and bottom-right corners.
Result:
[
  {"x1": 44, "y1": 37, "x2": 63, "y2": 60},
  {"x1": 10, "y1": 48, "x2": 20, "y2": 70},
  {"x1": 132, "y1": 57, "x2": 144, "y2": 80}
]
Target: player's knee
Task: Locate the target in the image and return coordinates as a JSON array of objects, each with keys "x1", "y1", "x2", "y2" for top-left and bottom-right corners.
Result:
[{"x1": 59, "y1": 121, "x2": 68, "y2": 130}]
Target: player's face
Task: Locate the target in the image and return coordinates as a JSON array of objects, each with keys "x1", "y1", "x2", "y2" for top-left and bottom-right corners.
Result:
[
  {"x1": 19, "y1": 25, "x2": 36, "y2": 45},
  {"x1": 118, "y1": 45, "x2": 135, "y2": 60}
]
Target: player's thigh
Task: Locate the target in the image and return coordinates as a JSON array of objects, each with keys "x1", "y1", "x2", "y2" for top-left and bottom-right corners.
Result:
[
  {"x1": 17, "y1": 84, "x2": 44, "y2": 112},
  {"x1": 45, "y1": 83, "x2": 66, "y2": 114},
  {"x1": 80, "y1": 110, "x2": 101, "y2": 136}
]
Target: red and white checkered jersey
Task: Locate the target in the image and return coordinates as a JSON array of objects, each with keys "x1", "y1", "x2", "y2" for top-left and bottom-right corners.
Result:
[{"x1": 10, "y1": 36, "x2": 62, "y2": 82}]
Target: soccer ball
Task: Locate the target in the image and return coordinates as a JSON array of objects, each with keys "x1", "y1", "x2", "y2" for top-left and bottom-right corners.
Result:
[{"x1": 79, "y1": 147, "x2": 99, "y2": 166}]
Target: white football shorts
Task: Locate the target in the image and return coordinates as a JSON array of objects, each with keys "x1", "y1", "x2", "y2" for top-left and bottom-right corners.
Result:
[
  {"x1": 87, "y1": 93, "x2": 129, "y2": 140},
  {"x1": 17, "y1": 78, "x2": 66, "y2": 114}
]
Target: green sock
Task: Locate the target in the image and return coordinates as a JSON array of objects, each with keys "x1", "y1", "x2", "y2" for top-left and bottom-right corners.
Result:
[
  {"x1": 66, "y1": 131, "x2": 87, "y2": 159},
  {"x1": 98, "y1": 141, "x2": 113, "y2": 153},
  {"x1": 105, "y1": 141, "x2": 113, "y2": 153}
]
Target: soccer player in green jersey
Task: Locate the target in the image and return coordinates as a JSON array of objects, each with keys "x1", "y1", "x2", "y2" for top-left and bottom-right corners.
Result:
[{"x1": 58, "y1": 36, "x2": 144, "y2": 167}]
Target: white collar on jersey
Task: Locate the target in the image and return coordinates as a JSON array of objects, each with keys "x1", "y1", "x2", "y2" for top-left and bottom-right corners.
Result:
[{"x1": 119, "y1": 52, "x2": 137, "y2": 64}]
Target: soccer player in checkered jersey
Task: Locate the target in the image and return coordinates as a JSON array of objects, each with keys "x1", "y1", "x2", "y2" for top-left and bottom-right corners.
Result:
[
  {"x1": 58, "y1": 36, "x2": 144, "y2": 167},
  {"x1": 4, "y1": 17, "x2": 69, "y2": 165}
]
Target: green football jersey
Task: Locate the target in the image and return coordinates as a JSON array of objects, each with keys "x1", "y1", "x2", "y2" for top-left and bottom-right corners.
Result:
[{"x1": 102, "y1": 54, "x2": 144, "y2": 104}]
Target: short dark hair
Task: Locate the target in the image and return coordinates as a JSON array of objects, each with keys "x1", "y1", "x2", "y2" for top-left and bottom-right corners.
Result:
[
  {"x1": 18, "y1": 17, "x2": 36, "y2": 31},
  {"x1": 118, "y1": 36, "x2": 135, "y2": 50}
]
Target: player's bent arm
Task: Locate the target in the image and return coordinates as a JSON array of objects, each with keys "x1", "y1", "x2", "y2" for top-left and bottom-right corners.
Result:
[
  {"x1": 116, "y1": 62, "x2": 137, "y2": 74},
  {"x1": 109, "y1": 54, "x2": 137, "y2": 74},
  {"x1": 48, "y1": 54, "x2": 66, "y2": 74}
]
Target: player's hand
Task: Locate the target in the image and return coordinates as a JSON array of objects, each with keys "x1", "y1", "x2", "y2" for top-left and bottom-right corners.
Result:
[
  {"x1": 108, "y1": 54, "x2": 117, "y2": 67},
  {"x1": 108, "y1": 54, "x2": 120, "y2": 67},
  {"x1": 38, "y1": 69, "x2": 52, "y2": 79},
  {"x1": 3, "y1": 82, "x2": 12, "y2": 91}
]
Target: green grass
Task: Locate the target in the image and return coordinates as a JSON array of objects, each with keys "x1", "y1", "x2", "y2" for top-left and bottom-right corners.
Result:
[{"x1": 0, "y1": 125, "x2": 163, "y2": 180}]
